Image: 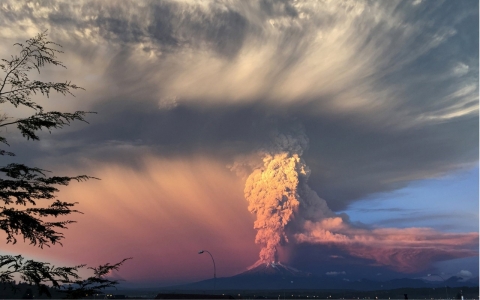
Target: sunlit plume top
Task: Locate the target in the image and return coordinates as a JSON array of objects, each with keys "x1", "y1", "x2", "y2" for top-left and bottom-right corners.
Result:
[{"x1": 243, "y1": 128, "x2": 331, "y2": 264}]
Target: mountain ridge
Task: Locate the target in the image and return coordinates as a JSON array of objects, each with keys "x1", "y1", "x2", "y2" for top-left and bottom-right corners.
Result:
[{"x1": 161, "y1": 263, "x2": 479, "y2": 291}]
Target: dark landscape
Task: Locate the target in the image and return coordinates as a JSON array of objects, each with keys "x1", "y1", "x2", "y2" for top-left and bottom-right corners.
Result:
[
  {"x1": 2, "y1": 266, "x2": 478, "y2": 300},
  {"x1": 161, "y1": 263, "x2": 479, "y2": 291},
  {"x1": 2, "y1": 284, "x2": 478, "y2": 300}
]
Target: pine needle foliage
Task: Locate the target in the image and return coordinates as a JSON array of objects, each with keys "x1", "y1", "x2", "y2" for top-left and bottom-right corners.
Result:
[{"x1": 0, "y1": 31, "x2": 130, "y2": 298}]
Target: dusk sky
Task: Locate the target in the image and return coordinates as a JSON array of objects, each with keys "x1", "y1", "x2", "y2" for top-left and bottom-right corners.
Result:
[{"x1": 0, "y1": 0, "x2": 478, "y2": 287}]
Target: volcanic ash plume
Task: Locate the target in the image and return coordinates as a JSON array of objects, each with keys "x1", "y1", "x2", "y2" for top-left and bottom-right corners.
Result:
[
  {"x1": 242, "y1": 130, "x2": 478, "y2": 272},
  {"x1": 244, "y1": 131, "x2": 334, "y2": 264}
]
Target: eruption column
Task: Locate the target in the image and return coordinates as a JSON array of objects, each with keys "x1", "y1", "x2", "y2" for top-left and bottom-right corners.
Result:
[
  {"x1": 242, "y1": 131, "x2": 478, "y2": 272},
  {"x1": 244, "y1": 152, "x2": 306, "y2": 263},
  {"x1": 243, "y1": 131, "x2": 331, "y2": 264}
]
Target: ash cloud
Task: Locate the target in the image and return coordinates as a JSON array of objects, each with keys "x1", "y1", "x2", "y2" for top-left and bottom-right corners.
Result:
[
  {"x1": 0, "y1": 1, "x2": 476, "y2": 211},
  {"x1": 242, "y1": 129, "x2": 478, "y2": 271},
  {"x1": 0, "y1": 0, "x2": 478, "y2": 276},
  {"x1": 243, "y1": 128, "x2": 335, "y2": 264}
]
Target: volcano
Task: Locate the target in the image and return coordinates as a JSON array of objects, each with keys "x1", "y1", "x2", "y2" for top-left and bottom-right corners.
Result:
[
  {"x1": 213, "y1": 262, "x2": 314, "y2": 289},
  {"x1": 163, "y1": 262, "x2": 323, "y2": 290},
  {"x1": 241, "y1": 262, "x2": 312, "y2": 278},
  {"x1": 160, "y1": 262, "x2": 479, "y2": 291}
]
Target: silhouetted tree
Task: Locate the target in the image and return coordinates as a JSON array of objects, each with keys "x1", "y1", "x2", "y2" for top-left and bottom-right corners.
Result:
[{"x1": 0, "y1": 31, "x2": 130, "y2": 298}]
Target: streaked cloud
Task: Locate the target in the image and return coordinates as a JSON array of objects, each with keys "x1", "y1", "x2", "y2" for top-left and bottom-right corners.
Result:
[
  {"x1": 0, "y1": 0, "x2": 477, "y2": 280},
  {"x1": 2, "y1": 155, "x2": 258, "y2": 284},
  {"x1": 296, "y1": 218, "x2": 478, "y2": 272},
  {"x1": 1, "y1": 0, "x2": 477, "y2": 210}
]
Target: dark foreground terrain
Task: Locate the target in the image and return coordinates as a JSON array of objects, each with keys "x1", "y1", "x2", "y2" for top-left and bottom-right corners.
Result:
[
  {"x1": 85, "y1": 286, "x2": 479, "y2": 299},
  {"x1": 0, "y1": 282, "x2": 477, "y2": 299}
]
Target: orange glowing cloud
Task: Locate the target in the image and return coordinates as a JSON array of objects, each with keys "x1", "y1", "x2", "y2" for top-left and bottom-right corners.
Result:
[{"x1": 295, "y1": 219, "x2": 479, "y2": 272}]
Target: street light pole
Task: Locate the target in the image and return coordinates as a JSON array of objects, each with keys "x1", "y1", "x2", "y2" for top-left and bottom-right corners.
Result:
[
  {"x1": 198, "y1": 250, "x2": 216, "y2": 291},
  {"x1": 428, "y1": 274, "x2": 449, "y2": 299}
]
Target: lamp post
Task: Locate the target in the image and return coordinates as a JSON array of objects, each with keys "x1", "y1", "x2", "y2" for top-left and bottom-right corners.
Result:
[
  {"x1": 428, "y1": 274, "x2": 449, "y2": 299},
  {"x1": 198, "y1": 250, "x2": 216, "y2": 291}
]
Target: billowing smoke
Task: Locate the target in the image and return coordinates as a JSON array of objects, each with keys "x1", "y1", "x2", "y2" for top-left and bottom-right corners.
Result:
[
  {"x1": 244, "y1": 152, "x2": 301, "y2": 263},
  {"x1": 242, "y1": 128, "x2": 478, "y2": 271},
  {"x1": 243, "y1": 127, "x2": 335, "y2": 264}
]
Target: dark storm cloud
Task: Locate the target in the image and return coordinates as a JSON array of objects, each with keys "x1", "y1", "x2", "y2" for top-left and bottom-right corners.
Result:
[
  {"x1": 0, "y1": 0, "x2": 477, "y2": 213},
  {"x1": 26, "y1": 98, "x2": 477, "y2": 210},
  {"x1": 41, "y1": 0, "x2": 251, "y2": 58},
  {"x1": 86, "y1": 1, "x2": 249, "y2": 58},
  {"x1": 303, "y1": 114, "x2": 478, "y2": 210}
]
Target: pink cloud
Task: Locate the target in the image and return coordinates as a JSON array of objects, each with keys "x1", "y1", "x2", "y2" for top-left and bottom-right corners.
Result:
[
  {"x1": 4, "y1": 156, "x2": 259, "y2": 284},
  {"x1": 295, "y1": 218, "x2": 478, "y2": 272}
]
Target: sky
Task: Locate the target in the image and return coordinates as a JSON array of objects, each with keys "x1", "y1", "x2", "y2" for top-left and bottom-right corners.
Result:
[{"x1": 0, "y1": 0, "x2": 478, "y2": 287}]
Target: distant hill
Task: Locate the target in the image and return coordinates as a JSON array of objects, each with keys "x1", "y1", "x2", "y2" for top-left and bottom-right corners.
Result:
[{"x1": 161, "y1": 262, "x2": 479, "y2": 291}]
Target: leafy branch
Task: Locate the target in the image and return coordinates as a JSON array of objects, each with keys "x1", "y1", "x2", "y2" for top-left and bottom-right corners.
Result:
[
  {"x1": 0, "y1": 256, "x2": 132, "y2": 298},
  {"x1": 62, "y1": 258, "x2": 132, "y2": 299},
  {"x1": 0, "y1": 31, "x2": 83, "y2": 106},
  {"x1": 0, "y1": 32, "x2": 131, "y2": 298},
  {"x1": 0, "y1": 255, "x2": 83, "y2": 298}
]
